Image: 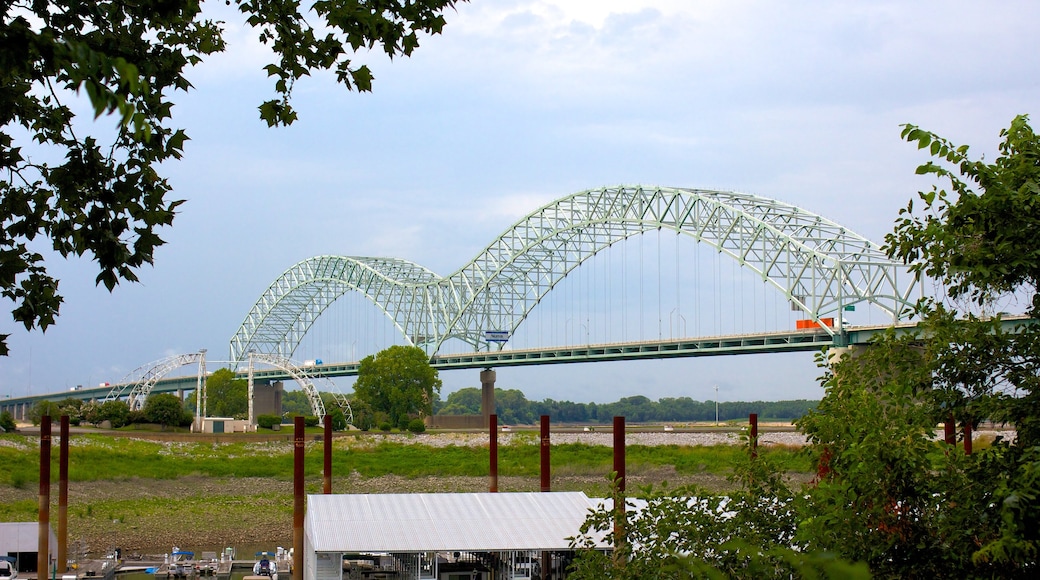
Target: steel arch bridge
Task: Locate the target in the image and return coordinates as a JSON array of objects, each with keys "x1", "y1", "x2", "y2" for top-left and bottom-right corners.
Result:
[{"x1": 229, "y1": 185, "x2": 918, "y2": 363}]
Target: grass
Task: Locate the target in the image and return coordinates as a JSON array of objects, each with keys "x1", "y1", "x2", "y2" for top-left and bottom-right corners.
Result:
[{"x1": 0, "y1": 433, "x2": 809, "y2": 486}]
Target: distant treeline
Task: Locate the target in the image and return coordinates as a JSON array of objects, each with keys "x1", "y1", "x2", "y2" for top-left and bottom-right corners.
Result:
[{"x1": 432, "y1": 387, "x2": 818, "y2": 425}]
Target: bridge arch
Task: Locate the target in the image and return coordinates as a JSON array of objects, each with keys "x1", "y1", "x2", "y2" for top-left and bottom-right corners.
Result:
[
  {"x1": 230, "y1": 185, "x2": 917, "y2": 362},
  {"x1": 105, "y1": 351, "x2": 208, "y2": 411},
  {"x1": 104, "y1": 352, "x2": 351, "y2": 426}
]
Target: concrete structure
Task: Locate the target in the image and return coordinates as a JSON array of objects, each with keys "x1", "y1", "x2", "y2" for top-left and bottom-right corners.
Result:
[
  {"x1": 0, "y1": 522, "x2": 56, "y2": 575},
  {"x1": 304, "y1": 492, "x2": 609, "y2": 580},
  {"x1": 253, "y1": 380, "x2": 284, "y2": 418}
]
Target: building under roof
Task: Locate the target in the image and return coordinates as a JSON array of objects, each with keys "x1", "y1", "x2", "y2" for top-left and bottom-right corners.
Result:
[
  {"x1": 0, "y1": 522, "x2": 56, "y2": 574},
  {"x1": 304, "y1": 491, "x2": 611, "y2": 580}
]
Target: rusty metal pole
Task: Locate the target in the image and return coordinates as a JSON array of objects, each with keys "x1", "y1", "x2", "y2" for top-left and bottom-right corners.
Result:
[
  {"x1": 540, "y1": 415, "x2": 551, "y2": 580},
  {"x1": 489, "y1": 414, "x2": 498, "y2": 492},
  {"x1": 293, "y1": 416, "x2": 305, "y2": 577},
  {"x1": 612, "y1": 416, "x2": 627, "y2": 571},
  {"x1": 613, "y1": 416, "x2": 625, "y2": 492},
  {"x1": 540, "y1": 415, "x2": 551, "y2": 492},
  {"x1": 323, "y1": 415, "x2": 332, "y2": 494},
  {"x1": 749, "y1": 413, "x2": 759, "y2": 459},
  {"x1": 945, "y1": 414, "x2": 956, "y2": 446},
  {"x1": 964, "y1": 423, "x2": 973, "y2": 455},
  {"x1": 59, "y1": 415, "x2": 69, "y2": 573},
  {"x1": 39, "y1": 415, "x2": 51, "y2": 579}
]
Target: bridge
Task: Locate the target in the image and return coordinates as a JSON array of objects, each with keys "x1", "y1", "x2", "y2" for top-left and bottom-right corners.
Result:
[{"x1": 2, "y1": 185, "x2": 928, "y2": 422}]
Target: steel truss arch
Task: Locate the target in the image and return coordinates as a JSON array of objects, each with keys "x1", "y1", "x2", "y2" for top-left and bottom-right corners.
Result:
[
  {"x1": 247, "y1": 353, "x2": 353, "y2": 424},
  {"x1": 230, "y1": 185, "x2": 918, "y2": 361},
  {"x1": 105, "y1": 352, "x2": 206, "y2": 411}
]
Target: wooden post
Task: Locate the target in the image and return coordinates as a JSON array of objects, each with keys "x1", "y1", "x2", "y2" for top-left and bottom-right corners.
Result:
[
  {"x1": 750, "y1": 413, "x2": 759, "y2": 459},
  {"x1": 59, "y1": 416, "x2": 69, "y2": 572},
  {"x1": 540, "y1": 415, "x2": 551, "y2": 492},
  {"x1": 323, "y1": 415, "x2": 332, "y2": 494},
  {"x1": 489, "y1": 414, "x2": 498, "y2": 492},
  {"x1": 39, "y1": 415, "x2": 51, "y2": 578},
  {"x1": 612, "y1": 416, "x2": 627, "y2": 571},
  {"x1": 964, "y1": 423, "x2": 973, "y2": 455},
  {"x1": 293, "y1": 417, "x2": 305, "y2": 577},
  {"x1": 945, "y1": 414, "x2": 956, "y2": 445}
]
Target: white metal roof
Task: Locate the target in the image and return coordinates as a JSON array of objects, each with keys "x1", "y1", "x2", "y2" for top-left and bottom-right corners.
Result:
[
  {"x1": 305, "y1": 492, "x2": 608, "y2": 553},
  {"x1": 0, "y1": 522, "x2": 56, "y2": 554}
]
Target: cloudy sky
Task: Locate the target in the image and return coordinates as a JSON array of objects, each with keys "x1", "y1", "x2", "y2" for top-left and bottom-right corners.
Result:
[{"x1": 2, "y1": 1, "x2": 1039, "y2": 404}]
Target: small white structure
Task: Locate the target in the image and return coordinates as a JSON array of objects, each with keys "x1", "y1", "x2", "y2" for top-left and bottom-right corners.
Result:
[
  {"x1": 0, "y1": 522, "x2": 56, "y2": 575},
  {"x1": 304, "y1": 492, "x2": 610, "y2": 580}
]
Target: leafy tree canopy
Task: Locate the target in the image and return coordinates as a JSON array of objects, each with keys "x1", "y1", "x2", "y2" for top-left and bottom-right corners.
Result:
[
  {"x1": 143, "y1": 392, "x2": 190, "y2": 428},
  {"x1": 200, "y1": 367, "x2": 247, "y2": 418},
  {"x1": 352, "y1": 345, "x2": 440, "y2": 427},
  {"x1": 0, "y1": 0, "x2": 464, "y2": 355}
]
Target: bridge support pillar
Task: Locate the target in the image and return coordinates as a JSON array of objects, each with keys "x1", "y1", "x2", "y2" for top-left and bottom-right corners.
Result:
[{"x1": 480, "y1": 369, "x2": 496, "y2": 428}]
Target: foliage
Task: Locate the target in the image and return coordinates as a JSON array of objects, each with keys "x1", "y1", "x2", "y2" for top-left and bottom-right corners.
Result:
[
  {"x1": 282, "y1": 389, "x2": 313, "y2": 417},
  {"x1": 28, "y1": 399, "x2": 59, "y2": 425},
  {"x1": 568, "y1": 441, "x2": 868, "y2": 580},
  {"x1": 353, "y1": 345, "x2": 441, "y2": 427},
  {"x1": 0, "y1": 0, "x2": 464, "y2": 356},
  {"x1": 790, "y1": 116, "x2": 1040, "y2": 577},
  {"x1": 406, "y1": 418, "x2": 426, "y2": 433},
  {"x1": 0, "y1": 410, "x2": 15, "y2": 431},
  {"x1": 304, "y1": 415, "x2": 319, "y2": 428},
  {"x1": 200, "y1": 368, "x2": 247, "y2": 418},
  {"x1": 437, "y1": 387, "x2": 818, "y2": 424},
  {"x1": 325, "y1": 407, "x2": 348, "y2": 431},
  {"x1": 256, "y1": 414, "x2": 281, "y2": 429},
  {"x1": 96, "y1": 400, "x2": 130, "y2": 428},
  {"x1": 143, "y1": 393, "x2": 191, "y2": 428}
]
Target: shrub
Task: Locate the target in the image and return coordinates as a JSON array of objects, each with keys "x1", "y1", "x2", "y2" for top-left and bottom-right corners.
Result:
[
  {"x1": 0, "y1": 410, "x2": 15, "y2": 432},
  {"x1": 378, "y1": 422, "x2": 393, "y2": 432},
  {"x1": 406, "y1": 418, "x2": 426, "y2": 433},
  {"x1": 304, "y1": 415, "x2": 319, "y2": 428},
  {"x1": 256, "y1": 414, "x2": 281, "y2": 429}
]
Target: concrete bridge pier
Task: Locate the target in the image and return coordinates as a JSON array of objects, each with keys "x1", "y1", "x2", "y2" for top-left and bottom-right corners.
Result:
[{"x1": 480, "y1": 368, "x2": 496, "y2": 428}]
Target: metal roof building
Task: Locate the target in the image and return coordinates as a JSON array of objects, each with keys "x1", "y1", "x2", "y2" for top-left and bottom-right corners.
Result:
[
  {"x1": 304, "y1": 492, "x2": 610, "y2": 580},
  {"x1": 0, "y1": 522, "x2": 56, "y2": 574}
]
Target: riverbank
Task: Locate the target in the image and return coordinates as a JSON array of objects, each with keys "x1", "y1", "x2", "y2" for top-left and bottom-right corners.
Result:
[{"x1": 0, "y1": 428, "x2": 1011, "y2": 557}]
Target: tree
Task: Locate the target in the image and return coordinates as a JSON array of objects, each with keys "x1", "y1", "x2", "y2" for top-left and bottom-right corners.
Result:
[
  {"x1": 202, "y1": 368, "x2": 247, "y2": 418},
  {"x1": 0, "y1": 0, "x2": 465, "y2": 356},
  {"x1": 796, "y1": 115, "x2": 1040, "y2": 576},
  {"x1": 100, "y1": 399, "x2": 130, "y2": 428},
  {"x1": 437, "y1": 387, "x2": 481, "y2": 415},
  {"x1": 144, "y1": 392, "x2": 190, "y2": 428},
  {"x1": 0, "y1": 410, "x2": 15, "y2": 432},
  {"x1": 568, "y1": 116, "x2": 1040, "y2": 578},
  {"x1": 352, "y1": 345, "x2": 441, "y2": 428}
]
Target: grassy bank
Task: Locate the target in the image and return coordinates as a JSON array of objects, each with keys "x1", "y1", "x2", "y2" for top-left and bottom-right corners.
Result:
[
  {"x1": 0, "y1": 432, "x2": 811, "y2": 555},
  {"x1": 0, "y1": 433, "x2": 809, "y2": 486}
]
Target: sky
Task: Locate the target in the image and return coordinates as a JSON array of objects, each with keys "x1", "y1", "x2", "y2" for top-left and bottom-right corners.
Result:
[{"x1": 2, "y1": 0, "x2": 1039, "y2": 405}]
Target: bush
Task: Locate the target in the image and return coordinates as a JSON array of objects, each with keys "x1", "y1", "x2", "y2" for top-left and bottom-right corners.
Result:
[
  {"x1": 406, "y1": 418, "x2": 426, "y2": 433},
  {"x1": 304, "y1": 415, "x2": 319, "y2": 428},
  {"x1": 0, "y1": 410, "x2": 15, "y2": 432},
  {"x1": 256, "y1": 414, "x2": 281, "y2": 429},
  {"x1": 378, "y1": 422, "x2": 393, "y2": 432}
]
